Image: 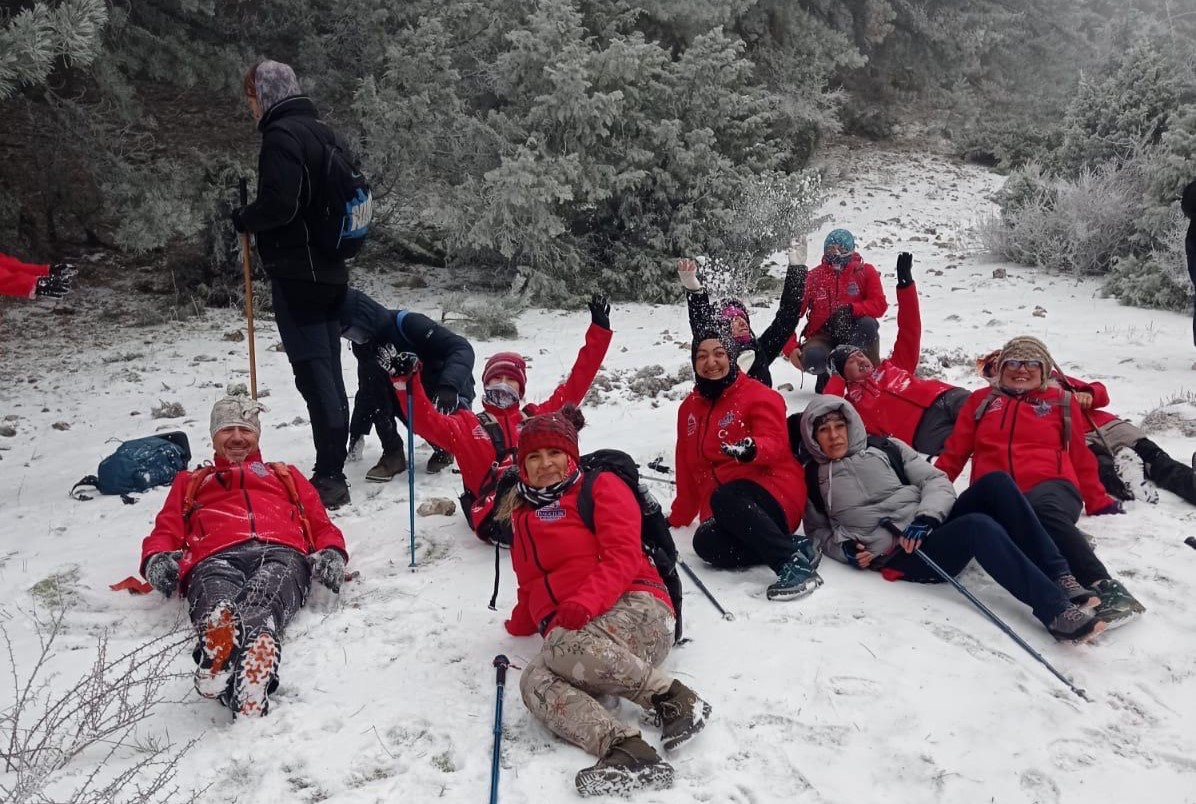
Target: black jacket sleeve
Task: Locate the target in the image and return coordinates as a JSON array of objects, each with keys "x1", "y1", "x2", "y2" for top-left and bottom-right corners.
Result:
[
  {"x1": 756, "y1": 264, "x2": 808, "y2": 365},
  {"x1": 397, "y1": 312, "x2": 477, "y2": 398},
  {"x1": 685, "y1": 289, "x2": 720, "y2": 339},
  {"x1": 239, "y1": 128, "x2": 306, "y2": 233}
]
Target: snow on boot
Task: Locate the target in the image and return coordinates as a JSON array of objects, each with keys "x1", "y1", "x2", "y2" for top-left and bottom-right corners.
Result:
[
  {"x1": 366, "y1": 449, "x2": 407, "y2": 482},
  {"x1": 767, "y1": 551, "x2": 823, "y2": 601},
  {"x1": 1114, "y1": 447, "x2": 1157, "y2": 504},
  {"x1": 650, "y1": 680, "x2": 712, "y2": 753},
  {"x1": 232, "y1": 630, "x2": 280, "y2": 718},
  {"x1": 574, "y1": 735, "x2": 674, "y2": 797},
  {"x1": 193, "y1": 603, "x2": 242, "y2": 699},
  {"x1": 1096, "y1": 453, "x2": 1134, "y2": 501},
  {"x1": 1047, "y1": 605, "x2": 1107, "y2": 643},
  {"x1": 1093, "y1": 578, "x2": 1146, "y2": 630},
  {"x1": 1055, "y1": 574, "x2": 1099, "y2": 610},
  {"x1": 426, "y1": 446, "x2": 454, "y2": 474}
]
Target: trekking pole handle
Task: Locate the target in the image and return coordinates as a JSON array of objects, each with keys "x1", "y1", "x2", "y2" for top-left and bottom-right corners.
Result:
[
  {"x1": 239, "y1": 176, "x2": 248, "y2": 206},
  {"x1": 494, "y1": 654, "x2": 510, "y2": 686}
]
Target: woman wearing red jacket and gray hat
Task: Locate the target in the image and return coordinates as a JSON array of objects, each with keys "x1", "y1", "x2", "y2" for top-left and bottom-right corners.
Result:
[{"x1": 500, "y1": 406, "x2": 711, "y2": 798}]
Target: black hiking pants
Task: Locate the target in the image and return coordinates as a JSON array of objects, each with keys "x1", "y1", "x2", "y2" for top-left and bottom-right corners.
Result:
[
  {"x1": 912, "y1": 387, "x2": 970, "y2": 456},
  {"x1": 349, "y1": 342, "x2": 404, "y2": 454},
  {"x1": 186, "y1": 542, "x2": 311, "y2": 638},
  {"x1": 693, "y1": 480, "x2": 797, "y2": 573},
  {"x1": 273, "y1": 278, "x2": 350, "y2": 478},
  {"x1": 1135, "y1": 438, "x2": 1196, "y2": 505},
  {"x1": 1023, "y1": 479, "x2": 1110, "y2": 589},
  {"x1": 1187, "y1": 233, "x2": 1196, "y2": 347}
]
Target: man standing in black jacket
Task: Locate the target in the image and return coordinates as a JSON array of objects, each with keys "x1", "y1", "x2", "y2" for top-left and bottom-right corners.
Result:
[
  {"x1": 233, "y1": 59, "x2": 354, "y2": 509},
  {"x1": 1183, "y1": 179, "x2": 1196, "y2": 349}
]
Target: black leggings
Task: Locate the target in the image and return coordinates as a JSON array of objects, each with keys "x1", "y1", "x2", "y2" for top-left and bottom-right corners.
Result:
[
  {"x1": 692, "y1": 480, "x2": 796, "y2": 572},
  {"x1": 1023, "y1": 479, "x2": 1110, "y2": 588}
]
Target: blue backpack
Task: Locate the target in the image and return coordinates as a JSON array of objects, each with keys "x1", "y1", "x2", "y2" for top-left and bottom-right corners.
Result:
[{"x1": 71, "y1": 432, "x2": 191, "y2": 502}]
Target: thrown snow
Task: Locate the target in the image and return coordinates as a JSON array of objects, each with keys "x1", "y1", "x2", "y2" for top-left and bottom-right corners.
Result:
[{"x1": 2, "y1": 144, "x2": 1196, "y2": 803}]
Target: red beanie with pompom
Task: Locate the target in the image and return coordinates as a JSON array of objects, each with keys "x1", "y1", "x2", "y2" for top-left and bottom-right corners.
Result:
[{"x1": 517, "y1": 404, "x2": 586, "y2": 469}]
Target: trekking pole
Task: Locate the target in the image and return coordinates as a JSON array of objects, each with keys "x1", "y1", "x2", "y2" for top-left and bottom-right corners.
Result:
[
  {"x1": 237, "y1": 177, "x2": 259, "y2": 400},
  {"x1": 678, "y1": 560, "x2": 735, "y2": 621},
  {"x1": 489, "y1": 654, "x2": 511, "y2": 804},
  {"x1": 879, "y1": 522, "x2": 1088, "y2": 700},
  {"x1": 406, "y1": 385, "x2": 417, "y2": 569}
]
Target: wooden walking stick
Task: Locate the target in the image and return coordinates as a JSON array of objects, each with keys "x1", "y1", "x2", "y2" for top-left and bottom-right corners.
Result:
[{"x1": 238, "y1": 177, "x2": 259, "y2": 400}]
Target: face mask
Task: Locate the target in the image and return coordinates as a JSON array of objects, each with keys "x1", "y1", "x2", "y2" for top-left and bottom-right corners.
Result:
[{"x1": 483, "y1": 383, "x2": 520, "y2": 409}]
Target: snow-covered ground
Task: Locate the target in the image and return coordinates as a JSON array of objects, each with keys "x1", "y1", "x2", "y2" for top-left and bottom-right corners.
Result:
[{"x1": 3, "y1": 144, "x2": 1196, "y2": 804}]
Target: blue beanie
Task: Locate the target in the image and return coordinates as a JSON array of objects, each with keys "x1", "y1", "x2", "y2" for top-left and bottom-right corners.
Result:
[{"x1": 823, "y1": 228, "x2": 855, "y2": 256}]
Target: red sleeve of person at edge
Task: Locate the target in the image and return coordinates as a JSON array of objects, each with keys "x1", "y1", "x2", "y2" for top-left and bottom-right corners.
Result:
[
  {"x1": 525, "y1": 323, "x2": 613, "y2": 415},
  {"x1": 850, "y1": 263, "x2": 889, "y2": 320},
  {"x1": 0, "y1": 252, "x2": 50, "y2": 299}
]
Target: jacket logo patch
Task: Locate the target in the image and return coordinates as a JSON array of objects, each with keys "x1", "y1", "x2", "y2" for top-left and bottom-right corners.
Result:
[
  {"x1": 987, "y1": 397, "x2": 1004, "y2": 414},
  {"x1": 718, "y1": 411, "x2": 736, "y2": 428},
  {"x1": 1033, "y1": 400, "x2": 1054, "y2": 417},
  {"x1": 846, "y1": 282, "x2": 860, "y2": 296},
  {"x1": 687, "y1": 413, "x2": 697, "y2": 436},
  {"x1": 534, "y1": 502, "x2": 566, "y2": 522},
  {"x1": 249, "y1": 462, "x2": 269, "y2": 477}
]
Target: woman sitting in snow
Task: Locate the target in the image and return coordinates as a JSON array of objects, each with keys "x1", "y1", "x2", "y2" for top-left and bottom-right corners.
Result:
[
  {"x1": 675, "y1": 238, "x2": 808, "y2": 388},
  {"x1": 935, "y1": 336, "x2": 1145, "y2": 628},
  {"x1": 499, "y1": 406, "x2": 711, "y2": 798},
  {"x1": 668, "y1": 327, "x2": 822, "y2": 601},
  {"x1": 799, "y1": 396, "x2": 1108, "y2": 642}
]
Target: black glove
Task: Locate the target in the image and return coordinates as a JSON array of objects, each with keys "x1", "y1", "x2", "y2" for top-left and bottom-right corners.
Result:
[
  {"x1": 230, "y1": 206, "x2": 247, "y2": 233},
  {"x1": 309, "y1": 549, "x2": 347, "y2": 593},
  {"x1": 588, "y1": 294, "x2": 611, "y2": 329},
  {"x1": 145, "y1": 550, "x2": 182, "y2": 598},
  {"x1": 434, "y1": 387, "x2": 460, "y2": 414},
  {"x1": 901, "y1": 514, "x2": 940, "y2": 550},
  {"x1": 720, "y1": 437, "x2": 757, "y2": 463},
  {"x1": 896, "y1": 252, "x2": 914, "y2": 289},
  {"x1": 49, "y1": 263, "x2": 76, "y2": 278},
  {"x1": 376, "y1": 344, "x2": 420, "y2": 377},
  {"x1": 35, "y1": 275, "x2": 71, "y2": 298}
]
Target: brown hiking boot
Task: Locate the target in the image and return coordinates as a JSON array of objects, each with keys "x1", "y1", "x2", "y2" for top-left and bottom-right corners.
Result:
[
  {"x1": 650, "y1": 679, "x2": 712, "y2": 752},
  {"x1": 426, "y1": 446, "x2": 454, "y2": 474},
  {"x1": 365, "y1": 449, "x2": 407, "y2": 482},
  {"x1": 574, "y1": 735, "x2": 674, "y2": 797}
]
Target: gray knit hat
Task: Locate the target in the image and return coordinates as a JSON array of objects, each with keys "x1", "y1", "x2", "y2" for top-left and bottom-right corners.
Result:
[
  {"x1": 254, "y1": 60, "x2": 301, "y2": 115},
  {"x1": 210, "y1": 396, "x2": 265, "y2": 437}
]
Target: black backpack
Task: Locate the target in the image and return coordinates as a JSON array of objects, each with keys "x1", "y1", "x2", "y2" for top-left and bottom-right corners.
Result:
[
  {"x1": 804, "y1": 434, "x2": 909, "y2": 515},
  {"x1": 577, "y1": 449, "x2": 685, "y2": 643}
]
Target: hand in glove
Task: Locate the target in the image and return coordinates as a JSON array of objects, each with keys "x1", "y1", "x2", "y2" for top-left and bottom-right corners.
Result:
[
  {"x1": 843, "y1": 541, "x2": 875, "y2": 570},
  {"x1": 376, "y1": 343, "x2": 420, "y2": 378},
  {"x1": 787, "y1": 238, "x2": 808, "y2": 266},
  {"x1": 505, "y1": 616, "x2": 537, "y2": 637},
  {"x1": 900, "y1": 515, "x2": 940, "y2": 553},
  {"x1": 35, "y1": 275, "x2": 71, "y2": 298},
  {"x1": 588, "y1": 294, "x2": 611, "y2": 330},
  {"x1": 433, "y1": 387, "x2": 461, "y2": 414},
  {"x1": 895, "y1": 252, "x2": 914, "y2": 289},
  {"x1": 720, "y1": 437, "x2": 757, "y2": 463},
  {"x1": 554, "y1": 600, "x2": 595, "y2": 631},
  {"x1": 676, "y1": 258, "x2": 703, "y2": 291},
  {"x1": 146, "y1": 550, "x2": 183, "y2": 598},
  {"x1": 309, "y1": 548, "x2": 347, "y2": 593}
]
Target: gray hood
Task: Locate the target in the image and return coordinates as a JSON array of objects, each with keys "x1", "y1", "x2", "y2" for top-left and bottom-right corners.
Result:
[{"x1": 800, "y1": 394, "x2": 868, "y2": 464}]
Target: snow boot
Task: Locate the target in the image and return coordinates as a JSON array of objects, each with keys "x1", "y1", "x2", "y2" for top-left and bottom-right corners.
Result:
[
  {"x1": 1095, "y1": 449, "x2": 1134, "y2": 501},
  {"x1": 231, "y1": 630, "x2": 280, "y2": 718},
  {"x1": 310, "y1": 473, "x2": 351, "y2": 509},
  {"x1": 193, "y1": 602, "x2": 242, "y2": 699},
  {"x1": 650, "y1": 680, "x2": 712, "y2": 753},
  {"x1": 1114, "y1": 447, "x2": 1157, "y2": 504},
  {"x1": 793, "y1": 535, "x2": 822, "y2": 571},
  {"x1": 365, "y1": 449, "x2": 407, "y2": 482},
  {"x1": 1047, "y1": 604, "x2": 1107, "y2": 643},
  {"x1": 1092, "y1": 578, "x2": 1146, "y2": 630},
  {"x1": 426, "y1": 446, "x2": 454, "y2": 474},
  {"x1": 574, "y1": 735, "x2": 674, "y2": 797},
  {"x1": 767, "y1": 552, "x2": 823, "y2": 601},
  {"x1": 1055, "y1": 574, "x2": 1099, "y2": 610}
]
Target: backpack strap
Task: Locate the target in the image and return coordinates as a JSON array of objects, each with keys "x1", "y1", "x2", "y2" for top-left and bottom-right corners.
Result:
[
  {"x1": 804, "y1": 461, "x2": 825, "y2": 515},
  {"x1": 394, "y1": 310, "x2": 413, "y2": 347},
  {"x1": 181, "y1": 465, "x2": 217, "y2": 523},
  {"x1": 973, "y1": 389, "x2": 1000, "y2": 422},
  {"x1": 476, "y1": 411, "x2": 515, "y2": 461},
  {"x1": 70, "y1": 475, "x2": 100, "y2": 501},
  {"x1": 1060, "y1": 390, "x2": 1072, "y2": 449},
  {"x1": 577, "y1": 469, "x2": 601, "y2": 533},
  {"x1": 867, "y1": 435, "x2": 909, "y2": 486},
  {"x1": 267, "y1": 462, "x2": 315, "y2": 552}
]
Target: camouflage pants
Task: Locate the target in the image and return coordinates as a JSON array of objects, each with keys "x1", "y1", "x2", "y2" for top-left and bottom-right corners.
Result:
[{"x1": 519, "y1": 592, "x2": 675, "y2": 758}]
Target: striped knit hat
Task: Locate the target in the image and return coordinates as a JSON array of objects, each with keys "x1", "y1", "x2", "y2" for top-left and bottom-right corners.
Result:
[
  {"x1": 994, "y1": 335, "x2": 1055, "y2": 391},
  {"x1": 483, "y1": 352, "x2": 527, "y2": 396}
]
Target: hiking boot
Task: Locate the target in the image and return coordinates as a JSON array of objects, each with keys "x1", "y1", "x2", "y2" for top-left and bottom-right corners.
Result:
[
  {"x1": 1055, "y1": 574, "x2": 1099, "y2": 610},
  {"x1": 231, "y1": 630, "x2": 280, "y2": 718},
  {"x1": 365, "y1": 449, "x2": 407, "y2": 482},
  {"x1": 426, "y1": 447, "x2": 454, "y2": 474},
  {"x1": 1097, "y1": 456, "x2": 1134, "y2": 501},
  {"x1": 1114, "y1": 447, "x2": 1157, "y2": 504},
  {"x1": 1093, "y1": 578, "x2": 1146, "y2": 629},
  {"x1": 310, "y1": 474, "x2": 350, "y2": 509},
  {"x1": 793, "y1": 536, "x2": 822, "y2": 571},
  {"x1": 574, "y1": 735, "x2": 674, "y2": 797},
  {"x1": 192, "y1": 603, "x2": 242, "y2": 699},
  {"x1": 1047, "y1": 604, "x2": 1107, "y2": 643},
  {"x1": 650, "y1": 680, "x2": 712, "y2": 753},
  {"x1": 767, "y1": 553, "x2": 824, "y2": 601}
]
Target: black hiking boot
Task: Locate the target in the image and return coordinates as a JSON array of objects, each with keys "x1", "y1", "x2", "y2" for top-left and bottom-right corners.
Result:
[
  {"x1": 365, "y1": 449, "x2": 407, "y2": 482},
  {"x1": 767, "y1": 551, "x2": 823, "y2": 601},
  {"x1": 1047, "y1": 605, "x2": 1107, "y2": 643},
  {"x1": 426, "y1": 447, "x2": 454, "y2": 474},
  {"x1": 310, "y1": 474, "x2": 351, "y2": 509},
  {"x1": 650, "y1": 680, "x2": 712, "y2": 753},
  {"x1": 574, "y1": 735, "x2": 674, "y2": 797},
  {"x1": 1055, "y1": 574, "x2": 1099, "y2": 610}
]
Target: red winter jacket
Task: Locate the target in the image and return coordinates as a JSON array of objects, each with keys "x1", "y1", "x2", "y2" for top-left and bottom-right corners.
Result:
[
  {"x1": 507, "y1": 473, "x2": 671, "y2": 636},
  {"x1": 396, "y1": 323, "x2": 612, "y2": 532},
  {"x1": 781, "y1": 254, "x2": 888, "y2": 356},
  {"x1": 139, "y1": 452, "x2": 347, "y2": 590},
  {"x1": 934, "y1": 386, "x2": 1115, "y2": 515},
  {"x1": 669, "y1": 373, "x2": 806, "y2": 531},
  {"x1": 0, "y1": 252, "x2": 49, "y2": 299},
  {"x1": 821, "y1": 283, "x2": 956, "y2": 443}
]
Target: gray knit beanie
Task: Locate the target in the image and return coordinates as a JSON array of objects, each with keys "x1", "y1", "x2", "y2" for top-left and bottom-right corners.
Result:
[
  {"x1": 210, "y1": 396, "x2": 266, "y2": 438},
  {"x1": 254, "y1": 60, "x2": 301, "y2": 115}
]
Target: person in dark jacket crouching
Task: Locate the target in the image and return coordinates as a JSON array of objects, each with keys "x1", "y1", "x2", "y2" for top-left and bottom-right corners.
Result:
[
  {"x1": 500, "y1": 406, "x2": 711, "y2": 798},
  {"x1": 233, "y1": 59, "x2": 356, "y2": 509},
  {"x1": 800, "y1": 395, "x2": 1107, "y2": 642},
  {"x1": 140, "y1": 396, "x2": 349, "y2": 717}
]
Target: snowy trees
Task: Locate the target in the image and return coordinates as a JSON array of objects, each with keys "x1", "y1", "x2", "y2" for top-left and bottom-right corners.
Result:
[{"x1": 0, "y1": 0, "x2": 106, "y2": 99}]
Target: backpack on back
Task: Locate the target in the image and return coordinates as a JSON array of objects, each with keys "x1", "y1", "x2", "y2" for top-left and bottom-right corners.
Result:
[
  {"x1": 576, "y1": 449, "x2": 685, "y2": 643},
  {"x1": 71, "y1": 432, "x2": 191, "y2": 502}
]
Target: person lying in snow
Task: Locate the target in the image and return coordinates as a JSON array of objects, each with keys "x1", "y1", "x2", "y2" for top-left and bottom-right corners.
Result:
[
  {"x1": 799, "y1": 396, "x2": 1109, "y2": 641},
  {"x1": 668, "y1": 326, "x2": 823, "y2": 601},
  {"x1": 140, "y1": 396, "x2": 348, "y2": 717},
  {"x1": 782, "y1": 228, "x2": 888, "y2": 392},
  {"x1": 381, "y1": 296, "x2": 612, "y2": 547},
  {"x1": 498, "y1": 406, "x2": 711, "y2": 798},
  {"x1": 819, "y1": 254, "x2": 970, "y2": 456},
  {"x1": 935, "y1": 336, "x2": 1145, "y2": 628},
  {"x1": 0, "y1": 251, "x2": 74, "y2": 299},
  {"x1": 339, "y1": 288, "x2": 475, "y2": 481},
  {"x1": 675, "y1": 240, "x2": 808, "y2": 388}
]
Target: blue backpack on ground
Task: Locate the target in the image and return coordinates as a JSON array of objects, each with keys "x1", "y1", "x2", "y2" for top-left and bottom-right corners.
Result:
[{"x1": 71, "y1": 432, "x2": 191, "y2": 502}]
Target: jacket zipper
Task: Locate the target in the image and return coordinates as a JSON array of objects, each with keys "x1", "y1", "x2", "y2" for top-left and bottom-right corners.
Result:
[
  {"x1": 240, "y1": 466, "x2": 257, "y2": 538},
  {"x1": 521, "y1": 517, "x2": 558, "y2": 605}
]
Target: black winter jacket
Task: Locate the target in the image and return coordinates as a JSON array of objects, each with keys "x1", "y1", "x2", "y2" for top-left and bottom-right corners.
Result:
[
  {"x1": 340, "y1": 289, "x2": 476, "y2": 401},
  {"x1": 239, "y1": 96, "x2": 349, "y2": 284},
  {"x1": 1182, "y1": 179, "x2": 1196, "y2": 240}
]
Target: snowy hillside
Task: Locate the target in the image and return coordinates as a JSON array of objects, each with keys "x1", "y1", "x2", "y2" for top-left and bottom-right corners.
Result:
[{"x1": 3, "y1": 144, "x2": 1196, "y2": 804}]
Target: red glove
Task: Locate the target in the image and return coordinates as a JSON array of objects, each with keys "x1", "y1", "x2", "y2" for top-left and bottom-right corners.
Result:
[
  {"x1": 505, "y1": 617, "x2": 536, "y2": 637},
  {"x1": 553, "y1": 600, "x2": 594, "y2": 630}
]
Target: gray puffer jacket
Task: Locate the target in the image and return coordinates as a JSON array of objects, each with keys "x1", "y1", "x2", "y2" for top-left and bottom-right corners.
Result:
[{"x1": 800, "y1": 395, "x2": 957, "y2": 563}]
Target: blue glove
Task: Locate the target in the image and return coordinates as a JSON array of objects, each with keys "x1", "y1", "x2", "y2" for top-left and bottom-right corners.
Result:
[
  {"x1": 901, "y1": 515, "x2": 939, "y2": 551},
  {"x1": 1092, "y1": 500, "x2": 1125, "y2": 516}
]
